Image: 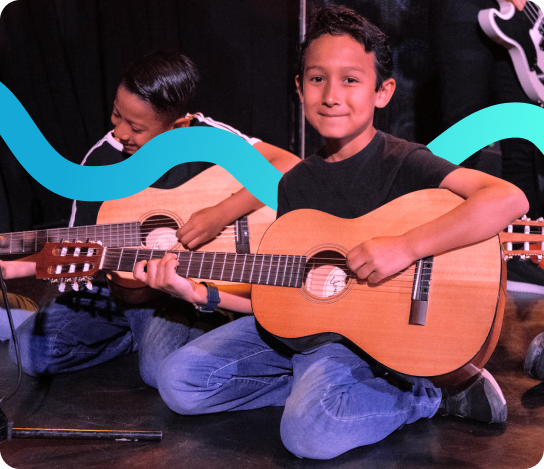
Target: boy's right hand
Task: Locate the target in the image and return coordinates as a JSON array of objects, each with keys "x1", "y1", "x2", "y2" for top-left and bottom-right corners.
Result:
[{"x1": 346, "y1": 235, "x2": 415, "y2": 284}]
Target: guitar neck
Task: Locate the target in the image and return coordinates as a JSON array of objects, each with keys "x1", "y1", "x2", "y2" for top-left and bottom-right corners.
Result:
[
  {"x1": 102, "y1": 247, "x2": 307, "y2": 288},
  {"x1": 0, "y1": 222, "x2": 142, "y2": 255}
]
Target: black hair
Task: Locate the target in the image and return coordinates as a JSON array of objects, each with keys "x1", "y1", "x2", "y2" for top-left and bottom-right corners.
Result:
[
  {"x1": 120, "y1": 51, "x2": 200, "y2": 123},
  {"x1": 298, "y1": 5, "x2": 393, "y2": 91}
]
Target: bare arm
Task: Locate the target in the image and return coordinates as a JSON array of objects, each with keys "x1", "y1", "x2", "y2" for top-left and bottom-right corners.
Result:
[
  {"x1": 133, "y1": 254, "x2": 253, "y2": 313},
  {"x1": 177, "y1": 142, "x2": 299, "y2": 248},
  {"x1": 347, "y1": 168, "x2": 529, "y2": 283},
  {"x1": 0, "y1": 260, "x2": 36, "y2": 279}
]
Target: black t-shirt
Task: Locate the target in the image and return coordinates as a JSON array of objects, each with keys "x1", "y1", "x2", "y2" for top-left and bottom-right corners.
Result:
[
  {"x1": 70, "y1": 114, "x2": 259, "y2": 227},
  {"x1": 262, "y1": 130, "x2": 459, "y2": 353},
  {"x1": 277, "y1": 130, "x2": 458, "y2": 219}
]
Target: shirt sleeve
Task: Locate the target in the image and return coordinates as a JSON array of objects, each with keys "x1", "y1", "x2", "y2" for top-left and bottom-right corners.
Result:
[{"x1": 395, "y1": 147, "x2": 459, "y2": 194}]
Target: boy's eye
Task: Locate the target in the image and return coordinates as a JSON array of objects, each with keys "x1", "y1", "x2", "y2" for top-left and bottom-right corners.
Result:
[
  {"x1": 309, "y1": 76, "x2": 324, "y2": 83},
  {"x1": 345, "y1": 78, "x2": 359, "y2": 84},
  {"x1": 132, "y1": 128, "x2": 143, "y2": 134}
]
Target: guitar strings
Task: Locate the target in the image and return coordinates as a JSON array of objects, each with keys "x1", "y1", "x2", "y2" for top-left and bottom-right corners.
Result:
[
  {"x1": 0, "y1": 222, "x2": 239, "y2": 248},
  {"x1": 523, "y1": 1, "x2": 542, "y2": 27}
]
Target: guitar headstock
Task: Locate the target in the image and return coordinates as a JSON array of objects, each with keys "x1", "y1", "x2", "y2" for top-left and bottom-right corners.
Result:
[
  {"x1": 501, "y1": 216, "x2": 544, "y2": 260},
  {"x1": 35, "y1": 241, "x2": 104, "y2": 291}
]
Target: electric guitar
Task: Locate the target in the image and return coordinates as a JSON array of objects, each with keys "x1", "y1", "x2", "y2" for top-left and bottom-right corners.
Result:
[
  {"x1": 478, "y1": 0, "x2": 544, "y2": 103},
  {"x1": 34, "y1": 188, "x2": 533, "y2": 387},
  {"x1": 1, "y1": 165, "x2": 275, "y2": 300}
]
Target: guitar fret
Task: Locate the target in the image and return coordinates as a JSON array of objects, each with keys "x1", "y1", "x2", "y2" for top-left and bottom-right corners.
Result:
[
  {"x1": 266, "y1": 254, "x2": 277, "y2": 285},
  {"x1": 249, "y1": 255, "x2": 256, "y2": 284},
  {"x1": 240, "y1": 254, "x2": 247, "y2": 282},
  {"x1": 287, "y1": 256, "x2": 294, "y2": 287},
  {"x1": 118, "y1": 248, "x2": 124, "y2": 271},
  {"x1": 200, "y1": 252, "x2": 213, "y2": 280},
  {"x1": 295, "y1": 256, "x2": 306, "y2": 288},
  {"x1": 231, "y1": 253, "x2": 237, "y2": 282},
  {"x1": 282, "y1": 255, "x2": 289, "y2": 287},
  {"x1": 198, "y1": 253, "x2": 204, "y2": 278},
  {"x1": 187, "y1": 252, "x2": 193, "y2": 278},
  {"x1": 257, "y1": 255, "x2": 264, "y2": 285}
]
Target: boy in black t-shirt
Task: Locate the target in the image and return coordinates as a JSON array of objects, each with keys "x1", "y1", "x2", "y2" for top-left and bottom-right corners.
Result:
[{"x1": 134, "y1": 7, "x2": 529, "y2": 459}]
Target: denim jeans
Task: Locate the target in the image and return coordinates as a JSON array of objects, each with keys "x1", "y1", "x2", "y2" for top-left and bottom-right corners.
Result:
[
  {"x1": 0, "y1": 293, "x2": 38, "y2": 341},
  {"x1": 8, "y1": 284, "x2": 223, "y2": 387},
  {"x1": 157, "y1": 316, "x2": 442, "y2": 459},
  {"x1": 0, "y1": 309, "x2": 37, "y2": 341}
]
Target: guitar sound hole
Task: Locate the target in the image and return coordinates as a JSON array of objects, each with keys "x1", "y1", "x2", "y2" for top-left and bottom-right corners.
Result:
[
  {"x1": 303, "y1": 250, "x2": 351, "y2": 299},
  {"x1": 141, "y1": 215, "x2": 180, "y2": 249}
]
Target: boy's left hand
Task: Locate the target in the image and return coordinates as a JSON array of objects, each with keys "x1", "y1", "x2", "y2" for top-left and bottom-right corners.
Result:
[
  {"x1": 176, "y1": 206, "x2": 228, "y2": 249},
  {"x1": 346, "y1": 236, "x2": 414, "y2": 283}
]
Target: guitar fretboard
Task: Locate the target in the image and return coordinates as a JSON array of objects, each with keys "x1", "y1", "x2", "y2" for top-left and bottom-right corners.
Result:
[
  {"x1": 0, "y1": 222, "x2": 142, "y2": 255},
  {"x1": 102, "y1": 248, "x2": 307, "y2": 288}
]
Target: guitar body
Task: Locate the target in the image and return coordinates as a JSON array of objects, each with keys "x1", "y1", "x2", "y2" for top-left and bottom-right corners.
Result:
[
  {"x1": 35, "y1": 190, "x2": 507, "y2": 385},
  {"x1": 478, "y1": 0, "x2": 544, "y2": 103},
  {"x1": 97, "y1": 164, "x2": 275, "y2": 253},
  {"x1": 252, "y1": 189, "x2": 505, "y2": 386},
  {"x1": 98, "y1": 165, "x2": 276, "y2": 301}
]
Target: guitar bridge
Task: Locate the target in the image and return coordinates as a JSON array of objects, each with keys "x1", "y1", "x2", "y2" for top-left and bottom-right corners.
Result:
[
  {"x1": 235, "y1": 216, "x2": 250, "y2": 254},
  {"x1": 409, "y1": 256, "x2": 433, "y2": 326}
]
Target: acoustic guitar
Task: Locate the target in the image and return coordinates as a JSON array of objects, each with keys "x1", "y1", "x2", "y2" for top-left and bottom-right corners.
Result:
[
  {"x1": 35, "y1": 188, "x2": 535, "y2": 386},
  {"x1": 2, "y1": 165, "x2": 275, "y2": 302}
]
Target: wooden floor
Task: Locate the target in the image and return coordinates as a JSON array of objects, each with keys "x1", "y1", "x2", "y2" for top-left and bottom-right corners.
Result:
[{"x1": 0, "y1": 277, "x2": 544, "y2": 469}]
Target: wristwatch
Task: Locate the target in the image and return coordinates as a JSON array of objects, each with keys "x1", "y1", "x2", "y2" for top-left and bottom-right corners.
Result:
[{"x1": 194, "y1": 282, "x2": 220, "y2": 313}]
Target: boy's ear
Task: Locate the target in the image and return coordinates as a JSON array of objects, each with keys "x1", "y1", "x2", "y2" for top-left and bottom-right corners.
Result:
[
  {"x1": 295, "y1": 75, "x2": 304, "y2": 103},
  {"x1": 375, "y1": 78, "x2": 396, "y2": 109},
  {"x1": 170, "y1": 116, "x2": 193, "y2": 129}
]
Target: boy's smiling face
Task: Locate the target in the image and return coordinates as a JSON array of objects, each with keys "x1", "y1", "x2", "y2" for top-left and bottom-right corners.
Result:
[{"x1": 297, "y1": 34, "x2": 395, "y2": 160}]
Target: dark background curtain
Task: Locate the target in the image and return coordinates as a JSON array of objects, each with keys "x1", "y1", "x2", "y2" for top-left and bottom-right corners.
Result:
[
  {"x1": 0, "y1": 0, "x2": 442, "y2": 233},
  {"x1": 0, "y1": 0, "x2": 299, "y2": 232}
]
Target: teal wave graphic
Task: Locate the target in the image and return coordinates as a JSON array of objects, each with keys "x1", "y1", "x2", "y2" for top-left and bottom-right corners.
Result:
[
  {"x1": 0, "y1": 82, "x2": 283, "y2": 209},
  {"x1": 2, "y1": 79, "x2": 544, "y2": 211},
  {"x1": 427, "y1": 102, "x2": 544, "y2": 165}
]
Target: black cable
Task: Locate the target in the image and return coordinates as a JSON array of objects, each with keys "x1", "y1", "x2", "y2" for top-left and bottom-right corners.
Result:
[{"x1": 0, "y1": 267, "x2": 22, "y2": 404}]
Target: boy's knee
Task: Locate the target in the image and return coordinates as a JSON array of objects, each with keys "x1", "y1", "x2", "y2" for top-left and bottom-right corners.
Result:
[
  {"x1": 280, "y1": 410, "x2": 339, "y2": 459},
  {"x1": 156, "y1": 349, "x2": 213, "y2": 416}
]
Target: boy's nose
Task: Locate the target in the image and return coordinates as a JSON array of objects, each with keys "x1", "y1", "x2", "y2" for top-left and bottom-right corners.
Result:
[
  {"x1": 322, "y1": 82, "x2": 341, "y2": 106},
  {"x1": 114, "y1": 121, "x2": 131, "y2": 141}
]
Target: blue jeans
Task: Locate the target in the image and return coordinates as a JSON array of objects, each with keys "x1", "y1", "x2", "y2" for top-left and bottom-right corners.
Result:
[
  {"x1": 156, "y1": 316, "x2": 442, "y2": 459},
  {"x1": 8, "y1": 284, "x2": 222, "y2": 387},
  {"x1": 0, "y1": 293, "x2": 38, "y2": 341}
]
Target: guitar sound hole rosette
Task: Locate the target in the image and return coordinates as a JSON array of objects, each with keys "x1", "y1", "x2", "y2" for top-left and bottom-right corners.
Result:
[{"x1": 301, "y1": 246, "x2": 354, "y2": 304}]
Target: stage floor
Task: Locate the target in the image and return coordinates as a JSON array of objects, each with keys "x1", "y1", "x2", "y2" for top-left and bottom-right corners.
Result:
[{"x1": 0, "y1": 278, "x2": 544, "y2": 469}]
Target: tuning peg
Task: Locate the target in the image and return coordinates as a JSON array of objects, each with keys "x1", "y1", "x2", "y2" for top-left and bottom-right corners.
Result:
[
  {"x1": 522, "y1": 215, "x2": 528, "y2": 220},
  {"x1": 72, "y1": 282, "x2": 79, "y2": 292},
  {"x1": 85, "y1": 279, "x2": 93, "y2": 290},
  {"x1": 86, "y1": 239, "x2": 103, "y2": 246},
  {"x1": 58, "y1": 282, "x2": 66, "y2": 293}
]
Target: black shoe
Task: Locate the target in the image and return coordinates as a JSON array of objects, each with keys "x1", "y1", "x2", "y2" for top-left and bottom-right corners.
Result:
[
  {"x1": 525, "y1": 332, "x2": 544, "y2": 380},
  {"x1": 437, "y1": 369, "x2": 507, "y2": 423},
  {"x1": 506, "y1": 257, "x2": 544, "y2": 295}
]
